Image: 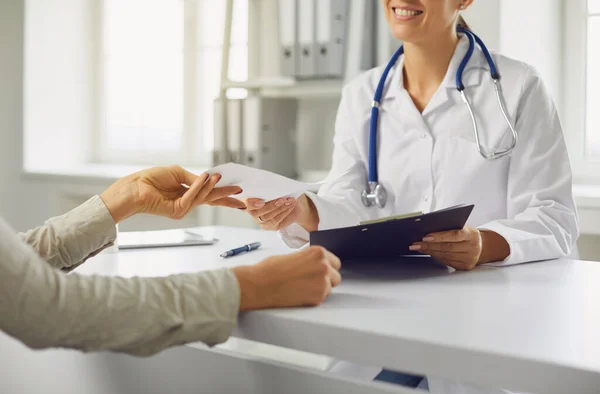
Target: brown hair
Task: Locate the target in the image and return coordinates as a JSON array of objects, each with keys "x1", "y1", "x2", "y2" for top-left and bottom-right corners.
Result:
[{"x1": 458, "y1": 15, "x2": 470, "y2": 30}]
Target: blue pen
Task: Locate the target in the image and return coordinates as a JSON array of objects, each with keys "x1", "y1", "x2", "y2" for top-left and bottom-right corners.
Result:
[{"x1": 220, "y1": 242, "x2": 262, "y2": 258}]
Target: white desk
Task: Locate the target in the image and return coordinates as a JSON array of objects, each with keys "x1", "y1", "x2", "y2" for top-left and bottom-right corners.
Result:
[{"x1": 76, "y1": 226, "x2": 600, "y2": 394}]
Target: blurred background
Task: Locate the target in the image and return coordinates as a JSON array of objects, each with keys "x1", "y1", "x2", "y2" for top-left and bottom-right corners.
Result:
[{"x1": 0, "y1": 0, "x2": 598, "y2": 392}]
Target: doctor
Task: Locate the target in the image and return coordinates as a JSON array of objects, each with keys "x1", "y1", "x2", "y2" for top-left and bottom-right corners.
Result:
[
  {"x1": 241, "y1": 0, "x2": 579, "y2": 392},
  {"x1": 245, "y1": 0, "x2": 578, "y2": 269}
]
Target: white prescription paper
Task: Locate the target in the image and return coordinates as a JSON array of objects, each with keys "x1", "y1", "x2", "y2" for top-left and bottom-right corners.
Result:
[{"x1": 207, "y1": 163, "x2": 329, "y2": 201}]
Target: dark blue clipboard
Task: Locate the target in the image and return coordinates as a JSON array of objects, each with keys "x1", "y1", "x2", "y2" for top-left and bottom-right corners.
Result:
[{"x1": 309, "y1": 204, "x2": 475, "y2": 260}]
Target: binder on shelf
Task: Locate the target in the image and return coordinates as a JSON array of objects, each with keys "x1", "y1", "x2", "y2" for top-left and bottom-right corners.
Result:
[
  {"x1": 212, "y1": 98, "x2": 225, "y2": 165},
  {"x1": 298, "y1": 0, "x2": 317, "y2": 78},
  {"x1": 310, "y1": 204, "x2": 475, "y2": 261},
  {"x1": 278, "y1": 0, "x2": 298, "y2": 77},
  {"x1": 316, "y1": 0, "x2": 350, "y2": 78},
  {"x1": 213, "y1": 98, "x2": 243, "y2": 164},
  {"x1": 241, "y1": 96, "x2": 298, "y2": 178},
  {"x1": 227, "y1": 99, "x2": 243, "y2": 163},
  {"x1": 361, "y1": 0, "x2": 377, "y2": 71}
]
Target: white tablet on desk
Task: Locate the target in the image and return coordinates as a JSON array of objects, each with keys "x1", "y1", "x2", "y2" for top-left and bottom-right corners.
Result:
[{"x1": 117, "y1": 229, "x2": 219, "y2": 250}]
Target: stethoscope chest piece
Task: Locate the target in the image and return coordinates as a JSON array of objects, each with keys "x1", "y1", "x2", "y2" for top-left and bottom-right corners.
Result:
[{"x1": 361, "y1": 181, "x2": 387, "y2": 208}]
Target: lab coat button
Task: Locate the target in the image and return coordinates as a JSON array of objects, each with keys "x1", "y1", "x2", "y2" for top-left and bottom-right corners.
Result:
[{"x1": 421, "y1": 133, "x2": 427, "y2": 139}]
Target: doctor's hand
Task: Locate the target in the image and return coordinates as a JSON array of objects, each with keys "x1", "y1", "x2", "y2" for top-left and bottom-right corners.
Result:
[
  {"x1": 244, "y1": 194, "x2": 319, "y2": 232},
  {"x1": 100, "y1": 165, "x2": 245, "y2": 224},
  {"x1": 232, "y1": 246, "x2": 342, "y2": 310},
  {"x1": 409, "y1": 227, "x2": 510, "y2": 271}
]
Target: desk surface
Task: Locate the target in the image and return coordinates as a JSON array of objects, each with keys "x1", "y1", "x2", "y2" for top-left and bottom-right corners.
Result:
[{"x1": 77, "y1": 226, "x2": 600, "y2": 393}]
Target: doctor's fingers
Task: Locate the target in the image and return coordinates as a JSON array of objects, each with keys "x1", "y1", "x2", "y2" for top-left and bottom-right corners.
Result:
[
  {"x1": 412, "y1": 241, "x2": 472, "y2": 254},
  {"x1": 258, "y1": 200, "x2": 297, "y2": 222},
  {"x1": 248, "y1": 199, "x2": 296, "y2": 220},
  {"x1": 427, "y1": 253, "x2": 478, "y2": 271},
  {"x1": 245, "y1": 198, "x2": 266, "y2": 210},
  {"x1": 245, "y1": 197, "x2": 295, "y2": 213},
  {"x1": 423, "y1": 228, "x2": 474, "y2": 243},
  {"x1": 259, "y1": 204, "x2": 296, "y2": 230}
]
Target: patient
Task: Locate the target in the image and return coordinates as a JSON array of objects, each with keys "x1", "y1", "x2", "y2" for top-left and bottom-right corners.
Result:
[{"x1": 0, "y1": 165, "x2": 341, "y2": 356}]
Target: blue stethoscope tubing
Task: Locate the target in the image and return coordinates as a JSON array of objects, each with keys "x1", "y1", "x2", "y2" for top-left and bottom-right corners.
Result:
[{"x1": 362, "y1": 27, "x2": 518, "y2": 209}]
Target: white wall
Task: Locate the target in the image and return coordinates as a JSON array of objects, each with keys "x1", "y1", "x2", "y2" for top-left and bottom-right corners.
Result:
[
  {"x1": 462, "y1": 0, "x2": 563, "y2": 108},
  {"x1": 499, "y1": 0, "x2": 563, "y2": 110},
  {"x1": 463, "y1": 0, "x2": 501, "y2": 51},
  {"x1": 0, "y1": 0, "x2": 58, "y2": 231},
  {"x1": 23, "y1": 0, "x2": 96, "y2": 171},
  {"x1": 462, "y1": 0, "x2": 563, "y2": 107}
]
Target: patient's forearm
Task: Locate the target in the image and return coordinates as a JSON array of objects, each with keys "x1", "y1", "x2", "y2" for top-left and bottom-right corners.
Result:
[{"x1": 17, "y1": 196, "x2": 117, "y2": 270}]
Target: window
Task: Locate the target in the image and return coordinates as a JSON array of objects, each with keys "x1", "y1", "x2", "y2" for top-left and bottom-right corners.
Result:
[
  {"x1": 586, "y1": 0, "x2": 600, "y2": 157},
  {"x1": 563, "y1": 0, "x2": 600, "y2": 182},
  {"x1": 97, "y1": 0, "x2": 248, "y2": 166}
]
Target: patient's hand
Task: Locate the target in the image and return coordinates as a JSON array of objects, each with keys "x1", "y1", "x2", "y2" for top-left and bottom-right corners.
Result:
[
  {"x1": 100, "y1": 165, "x2": 245, "y2": 223},
  {"x1": 232, "y1": 246, "x2": 342, "y2": 310}
]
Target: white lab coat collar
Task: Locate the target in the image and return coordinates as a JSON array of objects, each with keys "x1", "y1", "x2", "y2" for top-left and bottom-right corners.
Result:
[{"x1": 382, "y1": 34, "x2": 486, "y2": 103}]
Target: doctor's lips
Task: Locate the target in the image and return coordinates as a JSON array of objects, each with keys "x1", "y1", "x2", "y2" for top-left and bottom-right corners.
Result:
[{"x1": 391, "y1": 5, "x2": 424, "y2": 20}]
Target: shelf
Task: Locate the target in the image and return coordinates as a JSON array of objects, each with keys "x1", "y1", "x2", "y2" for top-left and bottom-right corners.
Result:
[
  {"x1": 223, "y1": 77, "x2": 296, "y2": 89},
  {"x1": 223, "y1": 78, "x2": 344, "y2": 99}
]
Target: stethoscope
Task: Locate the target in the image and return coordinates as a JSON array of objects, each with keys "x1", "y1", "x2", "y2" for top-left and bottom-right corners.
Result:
[{"x1": 361, "y1": 27, "x2": 518, "y2": 209}]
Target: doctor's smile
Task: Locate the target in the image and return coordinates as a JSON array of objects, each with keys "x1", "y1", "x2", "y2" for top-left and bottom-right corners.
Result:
[
  {"x1": 392, "y1": 8, "x2": 424, "y2": 20},
  {"x1": 388, "y1": 4, "x2": 425, "y2": 21}
]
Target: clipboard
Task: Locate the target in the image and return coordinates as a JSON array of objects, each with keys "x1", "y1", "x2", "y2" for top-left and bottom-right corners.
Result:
[{"x1": 309, "y1": 204, "x2": 474, "y2": 260}]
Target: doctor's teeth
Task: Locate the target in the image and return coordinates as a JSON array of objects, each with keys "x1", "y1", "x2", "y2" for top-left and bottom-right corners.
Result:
[{"x1": 394, "y1": 9, "x2": 423, "y2": 17}]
